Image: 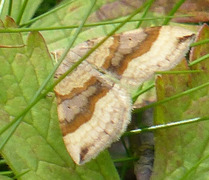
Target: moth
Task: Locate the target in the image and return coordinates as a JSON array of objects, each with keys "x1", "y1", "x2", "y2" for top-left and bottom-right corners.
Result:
[{"x1": 54, "y1": 26, "x2": 195, "y2": 165}]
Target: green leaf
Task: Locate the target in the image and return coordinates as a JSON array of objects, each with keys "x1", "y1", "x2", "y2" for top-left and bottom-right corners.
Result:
[
  {"x1": 0, "y1": 17, "x2": 119, "y2": 179},
  {"x1": 152, "y1": 24, "x2": 209, "y2": 179}
]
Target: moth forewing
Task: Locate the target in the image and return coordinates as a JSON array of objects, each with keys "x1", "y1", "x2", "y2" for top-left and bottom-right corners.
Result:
[{"x1": 54, "y1": 60, "x2": 132, "y2": 164}]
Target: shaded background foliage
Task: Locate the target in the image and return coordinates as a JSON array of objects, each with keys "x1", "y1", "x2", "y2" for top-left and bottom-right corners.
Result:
[{"x1": 34, "y1": 0, "x2": 60, "y2": 17}]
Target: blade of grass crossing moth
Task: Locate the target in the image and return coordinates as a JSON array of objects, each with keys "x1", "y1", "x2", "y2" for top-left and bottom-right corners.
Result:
[
  {"x1": 123, "y1": 117, "x2": 209, "y2": 136},
  {"x1": 155, "y1": 70, "x2": 202, "y2": 74}
]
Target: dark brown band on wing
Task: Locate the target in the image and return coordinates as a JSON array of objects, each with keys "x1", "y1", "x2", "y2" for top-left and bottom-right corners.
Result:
[
  {"x1": 109, "y1": 27, "x2": 161, "y2": 75},
  {"x1": 61, "y1": 81, "x2": 109, "y2": 136},
  {"x1": 56, "y1": 76, "x2": 97, "y2": 101},
  {"x1": 102, "y1": 35, "x2": 120, "y2": 69}
]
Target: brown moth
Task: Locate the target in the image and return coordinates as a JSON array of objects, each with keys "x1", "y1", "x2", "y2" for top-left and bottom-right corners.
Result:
[{"x1": 54, "y1": 26, "x2": 195, "y2": 165}]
